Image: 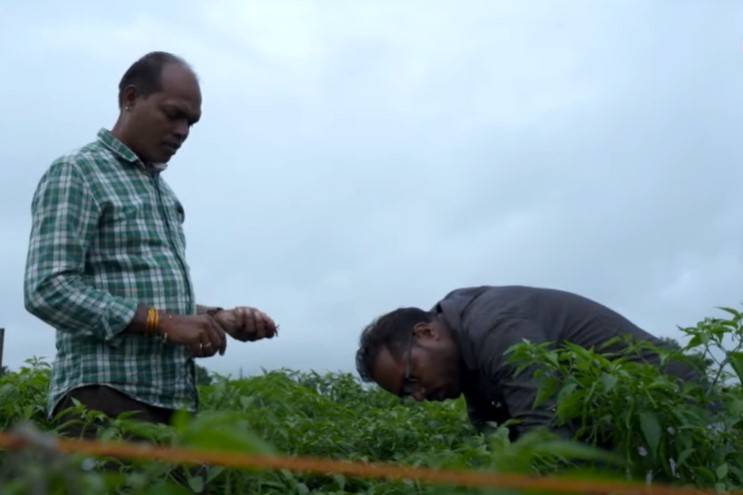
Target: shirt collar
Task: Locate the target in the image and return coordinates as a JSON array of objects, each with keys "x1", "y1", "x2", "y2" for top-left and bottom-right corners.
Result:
[{"x1": 96, "y1": 128, "x2": 169, "y2": 173}]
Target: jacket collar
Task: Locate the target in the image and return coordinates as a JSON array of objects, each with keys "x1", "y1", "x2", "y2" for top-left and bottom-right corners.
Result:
[{"x1": 434, "y1": 294, "x2": 479, "y2": 371}]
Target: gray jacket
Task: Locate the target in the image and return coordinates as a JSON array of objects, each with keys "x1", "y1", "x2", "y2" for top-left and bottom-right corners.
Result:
[{"x1": 434, "y1": 285, "x2": 691, "y2": 439}]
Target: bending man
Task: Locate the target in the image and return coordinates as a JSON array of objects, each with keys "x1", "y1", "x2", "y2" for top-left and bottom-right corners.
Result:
[{"x1": 356, "y1": 285, "x2": 693, "y2": 440}]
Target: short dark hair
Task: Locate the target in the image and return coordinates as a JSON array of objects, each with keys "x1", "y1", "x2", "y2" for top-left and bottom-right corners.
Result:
[
  {"x1": 355, "y1": 307, "x2": 433, "y2": 382},
  {"x1": 117, "y1": 51, "x2": 192, "y2": 108}
]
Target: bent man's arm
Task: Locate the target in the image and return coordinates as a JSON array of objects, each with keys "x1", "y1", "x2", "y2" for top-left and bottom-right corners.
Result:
[
  {"x1": 481, "y1": 318, "x2": 570, "y2": 440},
  {"x1": 24, "y1": 160, "x2": 138, "y2": 343}
]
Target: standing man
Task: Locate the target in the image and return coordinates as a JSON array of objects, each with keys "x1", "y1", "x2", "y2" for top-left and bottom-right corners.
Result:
[
  {"x1": 356, "y1": 285, "x2": 694, "y2": 440},
  {"x1": 25, "y1": 52, "x2": 277, "y2": 428}
]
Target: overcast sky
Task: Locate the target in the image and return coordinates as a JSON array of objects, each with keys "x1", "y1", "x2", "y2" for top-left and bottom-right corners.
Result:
[{"x1": 1, "y1": 1, "x2": 742, "y2": 377}]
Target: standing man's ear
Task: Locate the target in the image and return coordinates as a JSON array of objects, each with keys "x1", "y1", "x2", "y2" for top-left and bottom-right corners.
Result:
[{"x1": 119, "y1": 85, "x2": 137, "y2": 111}]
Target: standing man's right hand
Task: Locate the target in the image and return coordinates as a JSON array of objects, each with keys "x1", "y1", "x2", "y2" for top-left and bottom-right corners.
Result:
[
  {"x1": 159, "y1": 314, "x2": 227, "y2": 357},
  {"x1": 212, "y1": 306, "x2": 278, "y2": 342}
]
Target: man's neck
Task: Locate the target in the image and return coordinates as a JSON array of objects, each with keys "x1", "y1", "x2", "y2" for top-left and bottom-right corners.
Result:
[
  {"x1": 110, "y1": 120, "x2": 128, "y2": 147},
  {"x1": 435, "y1": 314, "x2": 467, "y2": 371},
  {"x1": 110, "y1": 123, "x2": 151, "y2": 168}
]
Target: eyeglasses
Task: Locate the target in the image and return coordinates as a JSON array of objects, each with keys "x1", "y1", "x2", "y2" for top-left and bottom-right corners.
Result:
[{"x1": 399, "y1": 331, "x2": 418, "y2": 398}]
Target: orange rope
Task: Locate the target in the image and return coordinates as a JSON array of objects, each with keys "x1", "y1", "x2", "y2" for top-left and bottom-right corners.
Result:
[{"x1": 0, "y1": 432, "x2": 731, "y2": 495}]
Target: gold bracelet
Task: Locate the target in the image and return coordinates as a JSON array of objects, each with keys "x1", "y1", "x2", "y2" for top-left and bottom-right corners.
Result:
[
  {"x1": 146, "y1": 307, "x2": 153, "y2": 332},
  {"x1": 145, "y1": 307, "x2": 159, "y2": 334}
]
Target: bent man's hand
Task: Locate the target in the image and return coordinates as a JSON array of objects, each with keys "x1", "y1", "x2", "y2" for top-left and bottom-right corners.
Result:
[
  {"x1": 214, "y1": 307, "x2": 278, "y2": 342},
  {"x1": 159, "y1": 314, "x2": 227, "y2": 358}
]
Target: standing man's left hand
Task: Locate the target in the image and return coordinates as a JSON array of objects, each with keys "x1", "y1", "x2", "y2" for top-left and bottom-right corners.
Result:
[{"x1": 213, "y1": 306, "x2": 278, "y2": 341}]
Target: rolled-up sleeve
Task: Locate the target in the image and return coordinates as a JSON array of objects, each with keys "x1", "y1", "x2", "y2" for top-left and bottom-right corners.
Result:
[{"x1": 24, "y1": 160, "x2": 137, "y2": 343}]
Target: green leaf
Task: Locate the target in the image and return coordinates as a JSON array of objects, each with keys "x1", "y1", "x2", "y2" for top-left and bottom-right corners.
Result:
[
  {"x1": 692, "y1": 466, "x2": 716, "y2": 485},
  {"x1": 544, "y1": 350, "x2": 560, "y2": 368},
  {"x1": 686, "y1": 334, "x2": 703, "y2": 349},
  {"x1": 555, "y1": 383, "x2": 581, "y2": 422},
  {"x1": 727, "y1": 351, "x2": 743, "y2": 384},
  {"x1": 534, "y1": 440, "x2": 623, "y2": 465},
  {"x1": 141, "y1": 481, "x2": 192, "y2": 495},
  {"x1": 187, "y1": 475, "x2": 204, "y2": 493},
  {"x1": 716, "y1": 463, "x2": 729, "y2": 480},
  {"x1": 295, "y1": 482, "x2": 310, "y2": 495},
  {"x1": 598, "y1": 373, "x2": 618, "y2": 393},
  {"x1": 638, "y1": 411, "x2": 661, "y2": 461},
  {"x1": 533, "y1": 376, "x2": 559, "y2": 407},
  {"x1": 175, "y1": 411, "x2": 276, "y2": 454},
  {"x1": 718, "y1": 306, "x2": 741, "y2": 318},
  {"x1": 677, "y1": 447, "x2": 694, "y2": 465}
]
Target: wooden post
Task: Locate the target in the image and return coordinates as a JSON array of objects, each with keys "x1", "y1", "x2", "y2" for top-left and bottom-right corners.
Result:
[{"x1": 0, "y1": 328, "x2": 4, "y2": 374}]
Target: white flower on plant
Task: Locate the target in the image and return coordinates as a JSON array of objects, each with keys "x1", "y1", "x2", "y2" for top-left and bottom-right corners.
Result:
[{"x1": 669, "y1": 458, "x2": 678, "y2": 478}]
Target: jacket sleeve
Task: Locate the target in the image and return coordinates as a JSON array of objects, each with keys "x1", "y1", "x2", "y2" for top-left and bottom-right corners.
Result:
[
  {"x1": 479, "y1": 317, "x2": 570, "y2": 440},
  {"x1": 24, "y1": 160, "x2": 138, "y2": 343}
]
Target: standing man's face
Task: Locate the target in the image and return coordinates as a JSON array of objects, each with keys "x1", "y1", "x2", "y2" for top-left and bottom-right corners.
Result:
[{"x1": 121, "y1": 63, "x2": 201, "y2": 165}]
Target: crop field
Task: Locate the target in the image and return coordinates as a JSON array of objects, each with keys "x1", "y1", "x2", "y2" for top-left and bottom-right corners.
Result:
[{"x1": 0, "y1": 309, "x2": 741, "y2": 494}]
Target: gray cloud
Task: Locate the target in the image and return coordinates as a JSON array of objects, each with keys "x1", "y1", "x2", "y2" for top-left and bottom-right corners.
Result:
[{"x1": 1, "y1": 1, "x2": 742, "y2": 377}]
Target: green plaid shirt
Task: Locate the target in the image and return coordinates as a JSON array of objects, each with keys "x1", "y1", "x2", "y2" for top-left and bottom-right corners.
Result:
[{"x1": 25, "y1": 128, "x2": 198, "y2": 414}]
